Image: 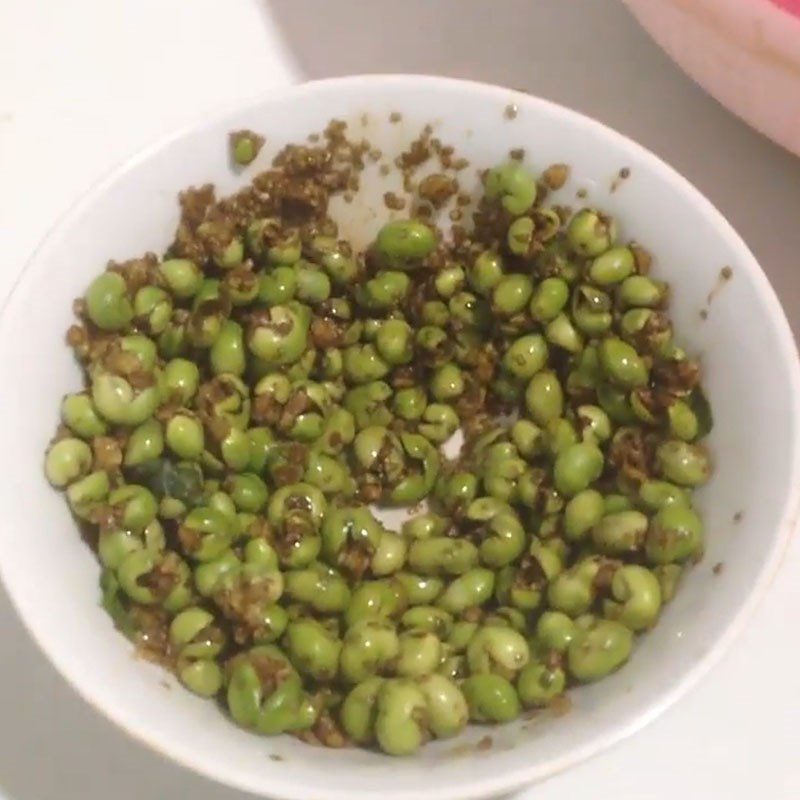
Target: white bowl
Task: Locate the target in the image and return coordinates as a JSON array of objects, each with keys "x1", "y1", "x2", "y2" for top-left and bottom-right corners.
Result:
[{"x1": 1, "y1": 75, "x2": 798, "y2": 800}]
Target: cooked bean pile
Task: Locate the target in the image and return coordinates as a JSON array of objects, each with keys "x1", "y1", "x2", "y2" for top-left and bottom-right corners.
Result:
[{"x1": 44, "y1": 125, "x2": 712, "y2": 756}]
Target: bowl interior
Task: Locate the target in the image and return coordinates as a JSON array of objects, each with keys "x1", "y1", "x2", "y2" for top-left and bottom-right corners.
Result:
[{"x1": 1, "y1": 76, "x2": 798, "y2": 800}]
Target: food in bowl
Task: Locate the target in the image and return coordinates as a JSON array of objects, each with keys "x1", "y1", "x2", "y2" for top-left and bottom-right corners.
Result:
[{"x1": 42, "y1": 119, "x2": 714, "y2": 756}]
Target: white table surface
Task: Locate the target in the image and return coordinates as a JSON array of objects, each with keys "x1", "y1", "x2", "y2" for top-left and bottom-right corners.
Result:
[{"x1": 1, "y1": 1, "x2": 799, "y2": 798}]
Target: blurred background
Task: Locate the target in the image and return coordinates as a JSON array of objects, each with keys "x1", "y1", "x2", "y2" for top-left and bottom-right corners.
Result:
[{"x1": 0, "y1": 1, "x2": 798, "y2": 798}]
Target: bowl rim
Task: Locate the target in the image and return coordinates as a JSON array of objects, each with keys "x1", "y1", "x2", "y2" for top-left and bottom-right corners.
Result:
[{"x1": 3, "y1": 74, "x2": 800, "y2": 800}]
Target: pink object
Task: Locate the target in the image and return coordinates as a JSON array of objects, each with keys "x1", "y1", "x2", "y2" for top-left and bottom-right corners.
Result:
[
  {"x1": 771, "y1": 0, "x2": 800, "y2": 18},
  {"x1": 623, "y1": 0, "x2": 800, "y2": 156}
]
